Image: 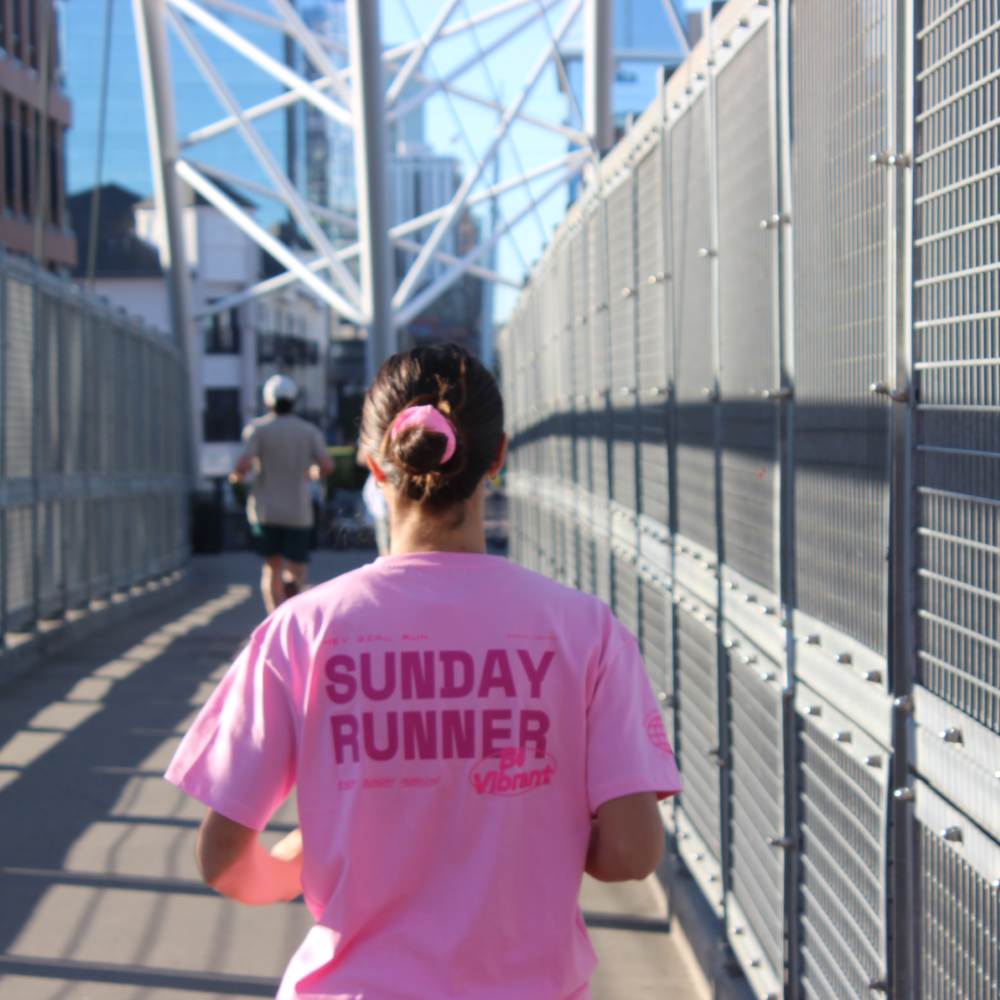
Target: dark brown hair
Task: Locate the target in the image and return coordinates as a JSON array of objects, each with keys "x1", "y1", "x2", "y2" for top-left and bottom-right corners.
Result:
[{"x1": 360, "y1": 344, "x2": 504, "y2": 509}]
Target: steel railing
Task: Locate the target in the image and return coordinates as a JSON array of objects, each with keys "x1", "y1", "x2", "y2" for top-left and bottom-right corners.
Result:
[
  {"x1": 499, "y1": 1, "x2": 1000, "y2": 997},
  {"x1": 0, "y1": 249, "x2": 189, "y2": 647}
]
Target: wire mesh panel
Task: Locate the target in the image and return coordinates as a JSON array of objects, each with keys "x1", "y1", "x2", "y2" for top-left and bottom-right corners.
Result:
[
  {"x1": 796, "y1": 688, "x2": 889, "y2": 1000},
  {"x1": 916, "y1": 778, "x2": 1000, "y2": 1000},
  {"x1": 636, "y1": 145, "x2": 670, "y2": 528},
  {"x1": 569, "y1": 226, "x2": 593, "y2": 502},
  {"x1": 641, "y1": 576, "x2": 673, "y2": 737},
  {"x1": 912, "y1": 0, "x2": 1000, "y2": 735},
  {"x1": 790, "y1": 0, "x2": 892, "y2": 655},
  {"x1": 670, "y1": 96, "x2": 716, "y2": 554},
  {"x1": 675, "y1": 589, "x2": 721, "y2": 863},
  {"x1": 606, "y1": 178, "x2": 638, "y2": 513},
  {"x1": 716, "y1": 26, "x2": 778, "y2": 594},
  {"x1": 5, "y1": 506, "x2": 33, "y2": 629},
  {"x1": 613, "y1": 551, "x2": 639, "y2": 638},
  {"x1": 587, "y1": 206, "x2": 610, "y2": 505},
  {"x1": 727, "y1": 637, "x2": 785, "y2": 983},
  {"x1": 5, "y1": 278, "x2": 34, "y2": 480}
]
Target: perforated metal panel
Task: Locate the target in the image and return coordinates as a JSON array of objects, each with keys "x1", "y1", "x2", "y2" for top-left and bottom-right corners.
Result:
[
  {"x1": 728, "y1": 640, "x2": 785, "y2": 982},
  {"x1": 640, "y1": 578, "x2": 672, "y2": 736},
  {"x1": 5, "y1": 279, "x2": 34, "y2": 479},
  {"x1": 675, "y1": 591, "x2": 721, "y2": 863},
  {"x1": 797, "y1": 694, "x2": 888, "y2": 1000},
  {"x1": 671, "y1": 96, "x2": 716, "y2": 553},
  {"x1": 613, "y1": 551, "x2": 639, "y2": 638},
  {"x1": 636, "y1": 146, "x2": 670, "y2": 527},
  {"x1": 912, "y1": 1, "x2": 1000, "y2": 734},
  {"x1": 717, "y1": 27, "x2": 778, "y2": 593},
  {"x1": 790, "y1": 0, "x2": 892, "y2": 655}
]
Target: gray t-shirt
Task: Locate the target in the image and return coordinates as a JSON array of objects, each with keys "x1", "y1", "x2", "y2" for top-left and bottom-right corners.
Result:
[{"x1": 242, "y1": 413, "x2": 328, "y2": 528}]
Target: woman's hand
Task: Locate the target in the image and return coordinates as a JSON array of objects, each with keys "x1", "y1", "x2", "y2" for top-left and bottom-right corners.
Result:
[{"x1": 196, "y1": 809, "x2": 303, "y2": 905}]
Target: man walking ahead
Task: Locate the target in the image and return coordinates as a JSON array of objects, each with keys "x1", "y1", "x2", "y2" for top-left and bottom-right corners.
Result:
[{"x1": 230, "y1": 375, "x2": 334, "y2": 613}]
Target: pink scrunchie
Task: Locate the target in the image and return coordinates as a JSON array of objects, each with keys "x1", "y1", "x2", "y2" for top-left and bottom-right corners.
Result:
[{"x1": 390, "y1": 405, "x2": 457, "y2": 464}]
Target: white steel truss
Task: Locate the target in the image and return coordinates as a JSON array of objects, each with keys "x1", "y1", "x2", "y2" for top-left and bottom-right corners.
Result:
[{"x1": 132, "y1": 0, "x2": 614, "y2": 377}]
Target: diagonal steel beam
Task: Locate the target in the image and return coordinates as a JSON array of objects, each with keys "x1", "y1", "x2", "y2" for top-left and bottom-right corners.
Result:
[
  {"x1": 389, "y1": 150, "x2": 590, "y2": 239},
  {"x1": 267, "y1": 0, "x2": 353, "y2": 107},
  {"x1": 382, "y1": 0, "x2": 546, "y2": 61},
  {"x1": 393, "y1": 161, "x2": 582, "y2": 328},
  {"x1": 167, "y1": 8, "x2": 362, "y2": 307},
  {"x1": 385, "y1": 0, "x2": 462, "y2": 107},
  {"x1": 185, "y1": 158, "x2": 358, "y2": 230},
  {"x1": 176, "y1": 160, "x2": 366, "y2": 324},
  {"x1": 165, "y1": 0, "x2": 353, "y2": 127},
  {"x1": 392, "y1": 0, "x2": 583, "y2": 310},
  {"x1": 386, "y1": 0, "x2": 561, "y2": 126}
]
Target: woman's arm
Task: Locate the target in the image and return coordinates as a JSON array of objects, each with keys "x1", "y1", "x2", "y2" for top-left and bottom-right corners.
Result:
[
  {"x1": 585, "y1": 792, "x2": 665, "y2": 882},
  {"x1": 196, "y1": 809, "x2": 303, "y2": 905}
]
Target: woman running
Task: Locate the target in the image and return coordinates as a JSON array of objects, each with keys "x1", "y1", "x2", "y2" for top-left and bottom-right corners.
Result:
[{"x1": 165, "y1": 344, "x2": 682, "y2": 1000}]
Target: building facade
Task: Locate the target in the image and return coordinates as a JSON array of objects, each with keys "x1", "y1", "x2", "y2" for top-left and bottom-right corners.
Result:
[
  {"x1": 0, "y1": 0, "x2": 75, "y2": 270},
  {"x1": 72, "y1": 183, "x2": 331, "y2": 484}
]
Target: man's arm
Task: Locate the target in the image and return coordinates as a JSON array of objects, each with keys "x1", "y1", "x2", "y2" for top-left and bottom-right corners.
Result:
[
  {"x1": 229, "y1": 452, "x2": 254, "y2": 484},
  {"x1": 196, "y1": 809, "x2": 302, "y2": 905},
  {"x1": 585, "y1": 791, "x2": 665, "y2": 882}
]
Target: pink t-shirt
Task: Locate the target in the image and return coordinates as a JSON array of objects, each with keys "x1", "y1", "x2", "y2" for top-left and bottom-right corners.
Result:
[{"x1": 166, "y1": 553, "x2": 682, "y2": 1000}]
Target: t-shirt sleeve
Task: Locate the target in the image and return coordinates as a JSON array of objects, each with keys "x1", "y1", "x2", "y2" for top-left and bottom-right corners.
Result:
[
  {"x1": 310, "y1": 425, "x2": 328, "y2": 463},
  {"x1": 164, "y1": 630, "x2": 298, "y2": 830},
  {"x1": 241, "y1": 422, "x2": 260, "y2": 457},
  {"x1": 586, "y1": 629, "x2": 683, "y2": 813}
]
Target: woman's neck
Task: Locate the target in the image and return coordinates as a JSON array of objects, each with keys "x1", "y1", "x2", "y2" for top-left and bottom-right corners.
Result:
[{"x1": 386, "y1": 484, "x2": 488, "y2": 555}]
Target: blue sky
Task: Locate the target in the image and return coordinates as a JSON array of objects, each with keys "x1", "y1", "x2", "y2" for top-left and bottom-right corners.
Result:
[{"x1": 61, "y1": 0, "x2": 708, "y2": 319}]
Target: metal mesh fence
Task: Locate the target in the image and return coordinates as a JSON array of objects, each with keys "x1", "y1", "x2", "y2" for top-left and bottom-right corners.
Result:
[
  {"x1": 500, "y1": 0, "x2": 1000, "y2": 995},
  {"x1": 0, "y1": 251, "x2": 188, "y2": 643}
]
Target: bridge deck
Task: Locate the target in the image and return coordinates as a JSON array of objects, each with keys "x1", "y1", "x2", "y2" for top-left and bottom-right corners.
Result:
[{"x1": 0, "y1": 552, "x2": 707, "y2": 1000}]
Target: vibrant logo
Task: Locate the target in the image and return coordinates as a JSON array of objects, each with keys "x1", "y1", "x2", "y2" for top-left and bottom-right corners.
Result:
[
  {"x1": 469, "y1": 747, "x2": 558, "y2": 796},
  {"x1": 645, "y1": 711, "x2": 674, "y2": 755}
]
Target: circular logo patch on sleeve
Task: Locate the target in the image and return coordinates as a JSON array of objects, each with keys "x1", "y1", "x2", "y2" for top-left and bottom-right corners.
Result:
[{"x1": 644, "y1": 711, "x2": 674, "y2": 755}]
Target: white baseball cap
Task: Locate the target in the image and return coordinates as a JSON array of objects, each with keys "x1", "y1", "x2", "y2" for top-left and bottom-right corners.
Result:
[{"x1": 263, "y1": 374, "x2": 297, "y2": 407}]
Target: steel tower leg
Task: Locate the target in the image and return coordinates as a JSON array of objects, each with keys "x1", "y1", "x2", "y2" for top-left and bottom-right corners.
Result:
[
  {"x1": 133, "y1": 0, "x2": 198, "y2": 479},
  {"x1": 585, "y1": 0, "x2": 614, "y2": 153},
  {"x1": 347, "y1": 0, "x2": 393, "y2": 382}
]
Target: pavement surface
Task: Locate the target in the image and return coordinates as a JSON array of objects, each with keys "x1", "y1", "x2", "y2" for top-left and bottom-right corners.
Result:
[{"x1": 0, "y1": 551, "x2": 709, "y2": 1000}]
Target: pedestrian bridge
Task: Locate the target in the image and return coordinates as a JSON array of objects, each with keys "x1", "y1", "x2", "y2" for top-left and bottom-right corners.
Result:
[{"x1": 0, "y1": 552, "x2": 709, "y2": 1000}]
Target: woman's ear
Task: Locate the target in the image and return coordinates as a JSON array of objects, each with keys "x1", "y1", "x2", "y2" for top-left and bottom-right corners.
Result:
[
  {"x1": 488, "y1": 434, "x2": 508, "y2": 478},
  {"x1": 367, "y1": 454, "x2": 388, "y2": 484}
]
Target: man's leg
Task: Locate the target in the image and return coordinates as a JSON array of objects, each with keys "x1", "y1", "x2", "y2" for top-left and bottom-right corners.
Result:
[
  {"x1": 285, "y1": 560, "x2": 308, "y2": 596},
  {"x1": 261, "y1": 555, "x2": 286, "y2": 613}
]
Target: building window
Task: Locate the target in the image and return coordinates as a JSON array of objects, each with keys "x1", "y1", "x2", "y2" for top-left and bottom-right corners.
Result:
[
  {"x1": 48, "y1": 120, "x2": 58, "y2": 226},
  {"x1": 12, "y1": 0, "x2": 22, "y2": 62},
  {"x1": 257, "y1": 333, "x2": 319, "y2": 366},
  {"x1": 203, "y1": 388, "x2": 242, "y2": 442},
  {"x1": 19, "y1": 103, "x2": 30, "y2": 216},
  {"x1": 205, "y1": 307, "x2": 241, "y2": 354},
  {"x1": 1, "y1": 97, "x2": 10, "y2": 213},
  {"x1": 27, "y1": 0, "x2": 36, "y2": 69}
]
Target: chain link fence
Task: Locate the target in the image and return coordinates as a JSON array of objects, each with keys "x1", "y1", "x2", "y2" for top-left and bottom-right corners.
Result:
[
  {"x1": 499, "y1": 1, "x2": 1000, "y2": 996},
  {"x1": 0, "y1": 250, "x2": 188, "y2": 644}
]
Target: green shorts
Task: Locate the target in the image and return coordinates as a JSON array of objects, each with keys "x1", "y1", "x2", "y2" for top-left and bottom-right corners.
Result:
[{"x1": 251, "y1": 523, "x2": 312, "y2": 564}]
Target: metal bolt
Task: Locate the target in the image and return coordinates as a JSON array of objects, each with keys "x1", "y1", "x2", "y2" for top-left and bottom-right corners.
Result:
[
  {"x1": 834, "y1": 653, "x2": 852, "y2": 665},
  {"x1": 864, "y1": 755, "x2": 882, "y2": 768},
  {"x1": 749, "y1": 958, "x2": 761, "y2": 967},
  {"x1": 620, "y1": 286, "x2": 633, "y2": 298},
  {"x1": 805, "y1": 705, "x2": 822, "y2": 716},
  {"x1": 766, "y1": 836, "x2": 795, "y2": 850},
  {"x1": 741, "y1": 654, "x2": 757, "y2": 664},
  {"x1": 647, "y1": 272, "x2": 667, "y2": 284},
  {"x1": 941, "y1": 827, "x2": 963, "y2": 843},
  {"x1": 761, "y1": 386, "x2": 792, "y2": 399},
  {"x1": 697, "y1": 247, "x2": 717, "y2": 258},
  {"x1": 805, "y1": 634, "x2": 821, "y2": 645},
  {"x1": 869, "y1": 982, "x2": 888, "y2": 994},
  {"x1": 760, "y1": 671, "x2": 777, "y2": 682},
  {"x1": 894, "y1": 695, "x2": 913, "y2": 712},
  {"x1": 863, "y1": 671, "x2": 883, "y2": 683},
  {"x1": 832, "y1": 731, "x2": 852, "y2": 743},
  {"x1": 940, "y1": 727, "x2": 963, "y2": 745},
  {"x1": 894, "y1": 787, "x2": 915, "y2": 802}
]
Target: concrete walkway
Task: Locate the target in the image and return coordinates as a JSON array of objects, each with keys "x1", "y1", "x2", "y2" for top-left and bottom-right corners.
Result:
[{"x1": 0, "y1": 552, "x2": 709, "y2": 1000}]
